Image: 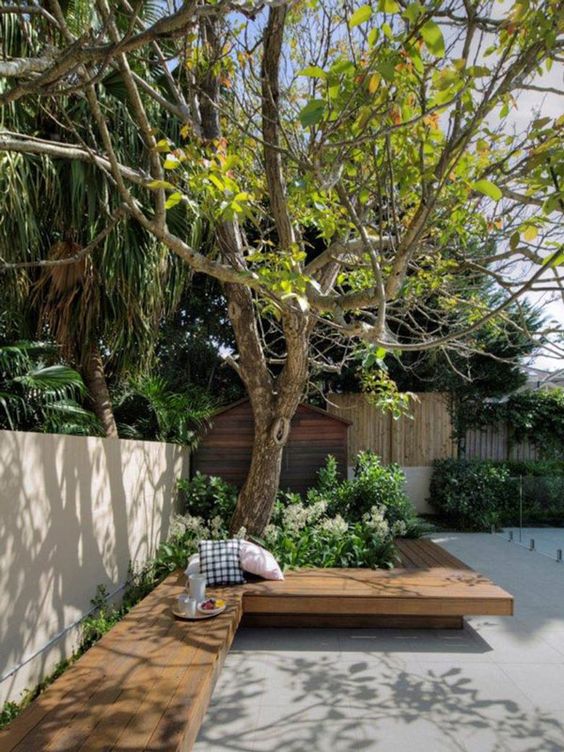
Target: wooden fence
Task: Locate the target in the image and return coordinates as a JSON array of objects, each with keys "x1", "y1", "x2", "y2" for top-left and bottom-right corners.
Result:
[
  {"x1": 327, "y1": 392, "x2": 457, "y2": 466},
  {"x1": 328, "y1": 392, "x2": 540, "y2": 465},
  {"x1": 462, "y1": 425, "x2": 539, "y2": 461}
]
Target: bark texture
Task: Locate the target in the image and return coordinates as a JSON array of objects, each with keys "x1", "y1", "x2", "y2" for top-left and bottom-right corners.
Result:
[
  {"x1": 199, "y1": 9, "x2": 310, "y2": 536},
  {"x1": 82, "y1": 345, "x2": 118, "y2": 438}
]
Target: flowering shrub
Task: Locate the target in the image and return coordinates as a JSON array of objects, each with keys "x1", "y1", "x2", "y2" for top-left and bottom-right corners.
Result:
[
  {"x1": 261, "y1": 498, "x2": 405, "y2": 569},
  {"x1": 308, "y1": 452, "x2": 419, "y2": 532},
  {"x1": 167, "y1": 452, "x2": 423, "y2": 572}
]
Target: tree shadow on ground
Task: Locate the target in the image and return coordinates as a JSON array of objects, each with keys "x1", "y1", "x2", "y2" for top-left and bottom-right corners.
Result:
[{"x1": 196, "y1": 642, "x2": 564, "y2": 752}]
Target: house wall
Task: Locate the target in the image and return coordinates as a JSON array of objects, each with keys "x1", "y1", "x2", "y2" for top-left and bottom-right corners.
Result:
[
  {"x1": 0, "y1": 430, "x2": 189, "y2": 705},
  {"x1": 192, "y1": 402, "x2": 349, "y2": 496}
]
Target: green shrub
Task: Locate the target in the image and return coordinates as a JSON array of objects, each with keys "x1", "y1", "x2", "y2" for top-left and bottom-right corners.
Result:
[
  {"x1": 177, "y1": 472, "x2": 237, "y2": 520},
  {"x1": 307, "y1": 451, "x2": 422, "y2": 537},
  {"x1": 172, "y1": 452, "x2": 424, "y2": 571},
  {"x1": 429, "y1": 458, "x2": 564, "y2": 530},
  {"x1": 0, "y1": 702, "x2": 20, "y2": 730}
]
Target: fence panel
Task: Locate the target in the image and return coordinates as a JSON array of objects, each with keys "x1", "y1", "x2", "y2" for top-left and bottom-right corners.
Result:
[
  {"x1": 463, "y1": 426, "x2": 538, "y2": 461},
  {"x1": 327, "y1": 392, "x2": 457, "y2": 466}
]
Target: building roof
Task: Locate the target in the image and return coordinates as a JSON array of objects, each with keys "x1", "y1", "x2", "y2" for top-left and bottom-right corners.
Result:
[{"x1": 212, "y1": 398, "x2": 353, "y2": 426}]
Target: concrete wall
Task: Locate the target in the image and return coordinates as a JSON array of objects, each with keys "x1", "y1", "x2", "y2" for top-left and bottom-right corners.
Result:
[
  {"x1": 402, "y1": 466, "x2": 434, "y2": 515},
  {"x1": 0, "y1": 430, "x2": 189, "y2": 705},
  {"x1": 347, "y1": 464, "x2": 434, "y2": 515}
]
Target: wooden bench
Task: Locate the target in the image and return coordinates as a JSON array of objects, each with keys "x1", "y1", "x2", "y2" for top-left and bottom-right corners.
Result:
[{"x1": 0, "y1": 539, "x2": 513, "y2": 751}]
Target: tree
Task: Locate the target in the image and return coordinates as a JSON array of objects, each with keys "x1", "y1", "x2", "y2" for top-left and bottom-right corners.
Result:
[
  {"x1": 0, "y1": 7, "x2": 190, "y2": 436},
  {"x1": 0, "y1": 339, "x2": 98, "y2": 434},
  {"x1": 0, "y1": 0, "x2": 562, "y2": 534}
]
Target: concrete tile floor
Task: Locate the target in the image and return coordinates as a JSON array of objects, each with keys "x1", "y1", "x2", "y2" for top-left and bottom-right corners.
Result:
[{"x1": 194, "y1": 534, "x2": 564, "y2": 752}]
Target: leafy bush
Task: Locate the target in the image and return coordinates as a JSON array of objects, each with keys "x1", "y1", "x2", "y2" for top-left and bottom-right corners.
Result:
[
  {"x1": 430, "y1": 458, "x2": 564, "y2": 530},
  {"x1": 171, "y1": 452, "x2": 423, "y2": 571},
  {"x1": 262, "y1": 500, "x2": 400, "y2": 569},
  {"x1": 177, "y1": 472, "x2": 238, "y2": 520},
  {"x1": 307, "y1": 451, "x2": 422, "y2": 536}
]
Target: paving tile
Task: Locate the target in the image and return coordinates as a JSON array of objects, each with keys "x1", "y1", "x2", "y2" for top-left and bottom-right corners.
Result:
[
  {"x1": 196, "y1": 533, "x2": 564, "y2": 752},
  {"x1": 500, "y1": 663, "x2": 564, "y2": 712},
  {"x1": 252, "y1": 702, "x2": 359, "y2": 752}
]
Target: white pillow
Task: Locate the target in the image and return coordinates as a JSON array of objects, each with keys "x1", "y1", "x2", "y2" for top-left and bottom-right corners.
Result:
[
  {"x1": 240, "y1": 541, "x2": 284, "y2": 581},
  {"x1": 184, "y1": 543, "x2": 284, "y2": 581}
]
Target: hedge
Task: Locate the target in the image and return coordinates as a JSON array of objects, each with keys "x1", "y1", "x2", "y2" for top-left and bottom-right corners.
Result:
[{"x1": 429, "y1": 458, "x2": 564, "y2": 530}]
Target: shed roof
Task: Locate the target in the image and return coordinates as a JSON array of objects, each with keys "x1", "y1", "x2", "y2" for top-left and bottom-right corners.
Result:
[{"x1": 212, "y1": 398, "x2": 352, "y2": 426}]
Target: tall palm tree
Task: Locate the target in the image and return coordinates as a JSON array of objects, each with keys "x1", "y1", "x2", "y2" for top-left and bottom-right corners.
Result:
[{"x1": 0, "y1": 5, "x2": 198, "y2": 435}]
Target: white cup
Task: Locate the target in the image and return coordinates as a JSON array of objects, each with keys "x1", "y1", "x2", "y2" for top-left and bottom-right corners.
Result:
[
  {"x1": 177, "y1": 593, "x2": 190, "y2": 615},
  {"x1": 189, "y1": 574, "x2": 206, "y2": 603},
  {"x1": 186, "y1": 597, "x2": 198, "y2": 617}
]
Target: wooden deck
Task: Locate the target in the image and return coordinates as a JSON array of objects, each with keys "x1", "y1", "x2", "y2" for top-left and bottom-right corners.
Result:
[{"x1": 0, "y1": 539, "x2": 513, "y2": 751}]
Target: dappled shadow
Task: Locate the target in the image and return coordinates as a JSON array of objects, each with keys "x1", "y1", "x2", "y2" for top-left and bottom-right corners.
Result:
[
  {"x1": 0, "y1": 430, "x2": 188, "y2": 704},
  {"x1": 0, "y1": 572, "x2": 243, "y2": 750},
  {"x1": 196, "y1": 640, "x2": 564, "y2": 752}
]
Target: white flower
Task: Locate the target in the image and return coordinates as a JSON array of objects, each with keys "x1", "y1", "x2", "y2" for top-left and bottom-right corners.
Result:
[
  {"x1": 319, "y1": 515, "x2": 348, "y2": 536},
  {"x1": 282, "y1": 503, "x2": 310, "y2": 534},
  {"x1": 184, "y1": 514, "x2": 209, "y2": 538},
  {"x1": 307, "y1": 500, "x2": 328, "y2": 522},
  {"x1": 169, "y1": 514, "x2": 188, "y2": 537},
  {"x1": 391, "y1": 520, "x2": 407, "y2": 538},
  {"x1": 263, "y1": 524, "x2": 278, "y2": 543},
  {"x1": 210, "y1": 515, "x2": 225, "y2": 538},
  {"x1": 362, "y1": 506, "x2": 390, "y2": 538},
  {"x1": 235, "y1": 526, "x2": 247, "y2": 539}
]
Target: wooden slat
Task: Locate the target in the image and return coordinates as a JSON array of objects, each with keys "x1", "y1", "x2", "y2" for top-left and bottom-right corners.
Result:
[
  {"x1": 192, "y1": 400, "x2": 348, "y2": 493},
  {"x1": 0, "y1": 540, "x2": 513, "y2": 752},
  {"x1": 327, "y1": 392, "x2": 457, "y2": 466}
]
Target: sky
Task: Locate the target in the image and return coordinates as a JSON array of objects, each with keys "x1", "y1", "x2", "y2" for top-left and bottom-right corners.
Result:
[{"x1": 512, "y1": 65, "x2": 564, "y2": 372}]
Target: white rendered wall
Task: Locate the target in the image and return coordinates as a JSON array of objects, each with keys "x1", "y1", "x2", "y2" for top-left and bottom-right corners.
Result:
[{"x1": 0, "y1": 430, "x2": 189, "y2": 705}]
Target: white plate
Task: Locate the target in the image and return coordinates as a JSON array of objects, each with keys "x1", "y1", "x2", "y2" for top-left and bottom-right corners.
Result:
[
  {"x1": 172, "y1": 604, "x2": 226, "y2": 621},
  {"x1": 197, "y1": 601, "x2": 226, "y2": 617}
]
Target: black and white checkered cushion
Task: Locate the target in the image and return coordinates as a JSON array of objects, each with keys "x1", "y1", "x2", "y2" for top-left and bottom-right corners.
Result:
[{"x1": 198, "y1": 539, "x2": 245, "y2": 586}]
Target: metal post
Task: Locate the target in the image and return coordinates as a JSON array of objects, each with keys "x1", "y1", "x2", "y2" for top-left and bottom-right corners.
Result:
[
  {"x1": 508, "y1": 530, "x2": 514, "y2": 542},
  {"x1": 529, "y1": 538, "x2": 535, "y2": 551},
  {"x1": 519, "y1": 476, "x2": 523, "y2": 544},
  {"x1": 557, "y1": 549, "x2": 562, "y2": 563}
]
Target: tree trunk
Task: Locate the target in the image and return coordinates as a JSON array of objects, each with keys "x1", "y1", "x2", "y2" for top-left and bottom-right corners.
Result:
[
  {"x1": 230, "y1": 417, "x2": 286, "y2": 537},
  {"x1": 81, "y1": 345, "x2": 118, "y2": 438}
]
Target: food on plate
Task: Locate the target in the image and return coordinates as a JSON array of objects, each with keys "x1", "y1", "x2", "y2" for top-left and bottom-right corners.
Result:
[{"x1": 199, "y1": 598, "x2": 225, "y2": 611}]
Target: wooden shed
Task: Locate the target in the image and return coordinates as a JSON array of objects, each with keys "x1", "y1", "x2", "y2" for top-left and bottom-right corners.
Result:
[{"x1": 192, "y1": 399, "x2": 351, "y2": 495}]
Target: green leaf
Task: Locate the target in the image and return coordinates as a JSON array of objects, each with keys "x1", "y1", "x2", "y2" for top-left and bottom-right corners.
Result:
[
  {"x1": 404, "y1": 2, "x2": 423, "y2": 23},
  {"x1": 299, "y1": 66, "x2": 327, "y2": 79},
  {"x1": 349, "y1": 5, "x2": 372, "y2": 27},
  {"x1": 146, "y1": 179, "x2": 175, "y2": 190},
  {"x1": 208, "y1": 173, "x2": 225, "y2": 191},
  {"x1": 379, "y1": 0, "x2": 400, "y2": 12},
  {"x1": 163, "y1": 155, "x2": 181, "y2": 169},
  {"x1": 522, "y1": 224, "x2": 538, "y2": 241},
  {"x1": 299, "y1": 99, "x2": 326, "y2": 127},
  {"x1": 420, "y1": 20, "x2": 445, "y2": 58},
  {"x1": 471, "y1": 179, "x2": 502, "y2": 201},
  {"x1": 543, "y1": 251, "x2": 564, "y2": 268},
  {"x1": 377, "y1": 60, "x2": 396, "y2": 82},
  {"x1": 164, "y1": 192, "x2": 183, "y2": 209},
  {"x1": 331, "y1": 59, "x2": 355, "y2": 76}
]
